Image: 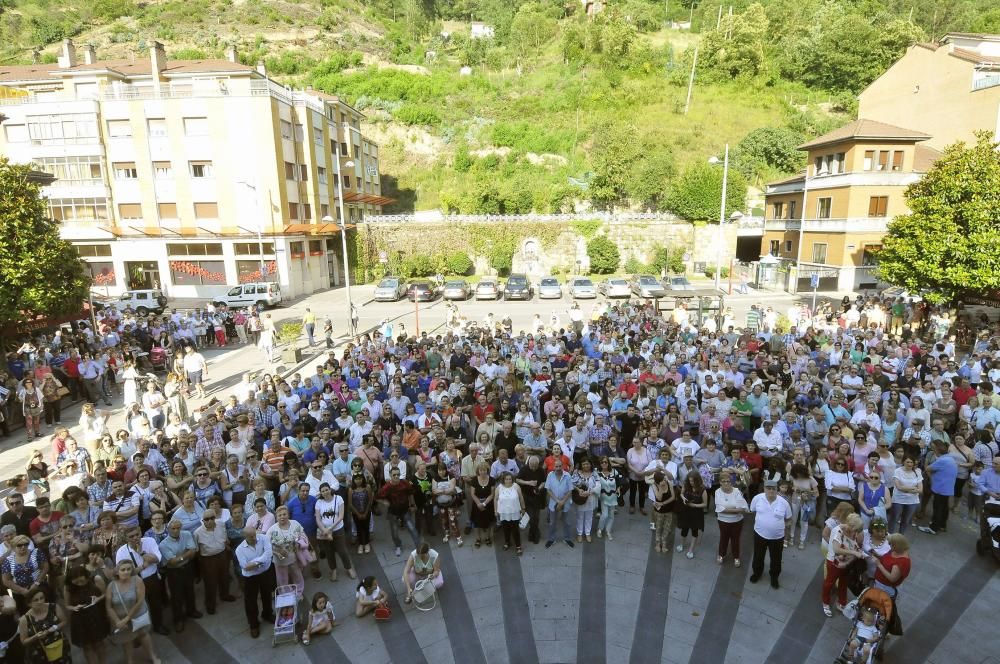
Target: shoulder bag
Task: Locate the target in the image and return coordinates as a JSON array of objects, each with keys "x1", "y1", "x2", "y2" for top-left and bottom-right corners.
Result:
[
  {"x1": 113, "y1": 581, "x2": 152, "y2": 632},
  {"x1": 26, "y1": 609, "x2": 64, "y2": 663}
]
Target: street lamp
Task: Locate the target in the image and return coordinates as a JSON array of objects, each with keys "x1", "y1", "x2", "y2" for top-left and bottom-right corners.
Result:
[
  {"x1": 708, "y1": 145, "x2": 730, "y2": 292},
  {"x1": 236, "y1": 180, "x2": 267, "y2": 279}
]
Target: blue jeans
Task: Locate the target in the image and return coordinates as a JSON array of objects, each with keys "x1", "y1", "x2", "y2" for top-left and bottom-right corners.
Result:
[
  {"x1": 887, "y1": 502, "x2": 918, "y2": 534},
  {"x1": 388, "y1": 512, "x2": 420, "y2": 549},
  {"x1": 547, "y1": 508, "x2": 572, "y2": 542}
]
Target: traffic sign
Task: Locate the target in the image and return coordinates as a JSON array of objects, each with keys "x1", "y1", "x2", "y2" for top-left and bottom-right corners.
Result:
[{"x1": 810, "y1": 273, "x2": 819, "y2": 289}]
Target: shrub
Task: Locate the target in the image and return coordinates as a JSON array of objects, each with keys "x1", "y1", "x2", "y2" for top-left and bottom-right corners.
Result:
[
  {"x1": 394, "y1": 104, "x2": 441, "y2": 126},
  {"x1": 489, "y1": 238, "x2": 517, "y2": 276},
  {"x1": 400, "y1": 254, "x2": 437, "y2": 277},
  {"x1": 587, "y1": 235, "x2": 621, "y2": 274},
  {"x1": 444, "y1": 251, "x2": 473, "y2": 275},
  {"x1": 624, "y1": 256, "x2": 648, "y2": 274},
  {"x1": 704, "y1": 265, "x2": 730, "y2": 279},
  {"x1": 277, "y1": 322, "x2": 303, "y2": 345},
  {"x1": 650, "y1": 245, "x2": 686, "y2": 274}
]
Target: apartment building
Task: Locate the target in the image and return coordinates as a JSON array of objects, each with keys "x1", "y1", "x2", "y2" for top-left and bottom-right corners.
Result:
[
  {"x1": 0, "y1": 40, "x2": 391, "y2": 299},
  {"x1": 858, "y1": 33, "x2": 1000, "y2": 150},
  {"x1": 760, "y1": 119, "x2": 940, "y2": 292}
]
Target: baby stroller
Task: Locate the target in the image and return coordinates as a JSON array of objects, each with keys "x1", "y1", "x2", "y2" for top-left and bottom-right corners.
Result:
[
  {"x1": 975, "y1": 498, "x2": 1000, "y2": 564},
  {"x1": 272, "y1": 584, "x2": 299, "y2": 647},
  {"x1": 835, "y1": 587, "x2": 892, "y2": 664},
  {"x1": 149, "y1": 346, "x2": 169, "y2": 373}
]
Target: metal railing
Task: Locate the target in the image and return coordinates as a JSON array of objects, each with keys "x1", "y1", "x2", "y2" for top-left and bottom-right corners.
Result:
[
  {"x1": 972, "y1": 74, "x2": 1000, "y2": 91},
  {"x1": 366, "y1": 212, "x2": 767, "y2": 225}
]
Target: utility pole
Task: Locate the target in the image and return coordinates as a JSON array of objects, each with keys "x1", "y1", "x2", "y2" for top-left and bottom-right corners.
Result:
[
  {"x1": 684, "y1": 47, "x2": 698, "y2": 115},
  {"x1": 716, "y1": 4, "x2": 722, "y2": 29}
]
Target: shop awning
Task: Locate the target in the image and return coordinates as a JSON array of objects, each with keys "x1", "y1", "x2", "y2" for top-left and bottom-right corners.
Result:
[{"x1": 342, "y1": 192, "x2": 396, "y2": 206}]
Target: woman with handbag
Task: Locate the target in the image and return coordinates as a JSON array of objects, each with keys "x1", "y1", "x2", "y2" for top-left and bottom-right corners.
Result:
[
  {"x1": 65, "y1": 564, "x2": 110, "y2": 664},
  {"x1": 105, "y1": 559, "x2": 159, "y2": 664},
  {"x1": 266, "y1": 506, "x2": 306, "y2": 600},
  {"x1": 402, "y1": 543, "x2": 444, "y2": 604},
  {"x1": 595, "y1": 456, "x2": 621, "y2": 540},
  {"x1": 571, "y1": 458, "x2": 598, "y2": 543},
  {"x1": 493, "y1": 472, "x2": 525, "y2": 554},
  {"x1": 314, "y1": 483, "x2": 356, "y2": 582},
  {"x1": 467, "y1": 462, "x2": 495, "y2": 548},
  {"x1": 17, "y1": 586, "x2": 70, "y2": 664},
  {"x1": 432, "y1": 461, "x2": 463, "y2": 546},
  {"x1": 39, "y1": 376, "x2": 65, "y2": 428},
  {"x1": 17, "y1": 378, "x2": 45, "y2": 442}
]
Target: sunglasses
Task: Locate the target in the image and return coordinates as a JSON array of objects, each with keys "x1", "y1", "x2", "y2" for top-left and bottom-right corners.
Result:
[{"x1": 196, "y1": 473, "x2": 208, "y2": 478}]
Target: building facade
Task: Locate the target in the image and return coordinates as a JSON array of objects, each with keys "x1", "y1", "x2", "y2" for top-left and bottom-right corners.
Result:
[
  {"x1": 0, "y1": 40, "x2": 391, "y2": 300},
  {"x1": 761, "y1": 119, "x2": 940, "y2": 292},
  {"x1": 858, "y1": 33, "x2": 1000, "y2": 151}
]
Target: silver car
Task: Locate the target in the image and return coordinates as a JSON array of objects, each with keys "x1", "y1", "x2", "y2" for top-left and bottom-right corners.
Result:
[
  {"x1": 537, "y1": 276, "x2": 562, "y2": 299},
  {"x1": 631, "y1": 274, "x2": 667, "y2": 299},
  {"x1": 664, "y1": 275, "x2": 695, "y2": 291},
  {"x1": 568, "y1": 277, "x2": 596, "y2": 299},
  {"x1": 442, "y1": 280, "x2": 471, "y2": 300},
  {"x1": 475, "y1": 278, "x2": 502, "y2": 300},
  {"x1": 373, "y1": 277, "x2": 407, "y2": 301},
  {"x1": 600, "y1": 278, "x2": 631, "y2": 298}
]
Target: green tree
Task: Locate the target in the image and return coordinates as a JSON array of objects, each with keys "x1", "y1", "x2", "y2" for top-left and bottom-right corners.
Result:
[
  {"x1": 877, "y1": 132, "x2": 1000, "y2": 303},
  {"x1": 628, "y1": 152, "x2": 677, "y2": 211},
  {"x1": 587, "y1": 235, "x2": 621, "y2": 274},
  {"x1": 736, "y1": 127, "x2": 805, "y2": 181},
  {"x1": 699, "y1": 2, "x2": 770, "y2": 80},
  {"x1": 509, "y1": 2, "x2": 557, "y2": 53},
  {"x1": 666, "y1": 162, "x2": 748, "y2": 221},
  {"x1": 0, "y1": 158, "x2": 90, "y2": 327},
  {"x1": 590, "y1": 123, "x2": 675, "y2": 209}
]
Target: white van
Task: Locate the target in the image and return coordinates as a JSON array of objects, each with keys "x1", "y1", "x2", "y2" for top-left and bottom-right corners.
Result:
[{"x1": 213, "y1": 282, "x2": 282, "y2": 309}]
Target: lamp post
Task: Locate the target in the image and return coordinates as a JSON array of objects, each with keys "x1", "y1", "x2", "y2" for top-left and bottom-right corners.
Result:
[
  {"x1": 708, "y1": 145, "x2": 730, "y2": 292},
  {"x1": 236, "y1": 180, "x2": 267, "y2": 279}
]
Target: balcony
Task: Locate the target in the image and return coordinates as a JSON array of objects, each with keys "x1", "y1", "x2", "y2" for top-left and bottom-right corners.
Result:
[
  {"x1": 972, "y1": 74, "x2": 1000, "y2": 91},
  {"x1": 765, "y1": 217, "x2": 890, "y2": 233}
]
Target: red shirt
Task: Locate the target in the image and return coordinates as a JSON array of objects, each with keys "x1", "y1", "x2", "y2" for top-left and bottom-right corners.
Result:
[
  {"x1": 472, "y1": 403, "x2": 495, "y2": 424},
  {"x1": 953, "y1": 386, "x2": 976, "y2": 408},
  {"x1": 874, "y1": 551, "x2": 911, "y2": 587},
  {"x1": 28, "y1": 512, "x2": 64, "y2": 539},
  {"x1": 62, "y1": 357, "x2": 80, "y2": 379},
  {"x1": 543, "y1": 454, "x2": 572, "y2": 473}
]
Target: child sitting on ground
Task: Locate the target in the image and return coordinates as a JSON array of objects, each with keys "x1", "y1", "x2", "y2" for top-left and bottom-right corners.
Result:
[{"x1": 302, "y1": 591, "x2": 336, "y2": 645}]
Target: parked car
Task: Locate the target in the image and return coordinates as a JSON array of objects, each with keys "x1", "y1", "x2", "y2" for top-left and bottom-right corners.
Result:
[
  {"x1": 442, "y1": 279, "x2": 472, "y2": 300},
  {"x1": 503, "y1": 274, "x2": 533, "y2": 301},
  {"x1": 213, "y1": 282, "x2": 282, "y2": 309},
  {"x1": 568, "y1": 277, "x2": 597, "y2": 299},
  {"x1": 537, "y1": 276, "x2": 563, "y2": 299},
  {"x1": 406, "y1": 280, "x2": 437, "y2": 302},
  {"x1": 116, "y1": 289, "x2": 168, "y2": 315},
  {"x1": 631, "y1": 274, "x2": 667, "y2": 299},
  {"x1": 599, "y1": 278, "x2": 631, "y2": 298},
  {"x1": 475, "y1": 278, "x2": 502, "y2": 300},
  {"x1": 373, "y1": 277, "x2": 407, "y2": 301},
  {"x1": 663, "y1": 275, "x2": 695, "y2": 291}
]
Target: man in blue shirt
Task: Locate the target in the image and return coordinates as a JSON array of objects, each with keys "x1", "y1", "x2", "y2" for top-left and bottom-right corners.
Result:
[
  {"x1": 286, "y1": 483, "x2": 321, "y2": 578},
  {"x1": 544, "y1": 459, "x2": 574, "y2": 548},
  {"x1": 918, "y1": 440, "x2": 958, "y2": 535},
  {"x1": 158, "y1": 519, "x2": 202, "y2": 632}
]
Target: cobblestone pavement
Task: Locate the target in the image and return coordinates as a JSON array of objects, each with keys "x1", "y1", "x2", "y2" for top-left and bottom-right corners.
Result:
[{"x1": 3, "y1": 284, "x2": 995, "y2": 664}]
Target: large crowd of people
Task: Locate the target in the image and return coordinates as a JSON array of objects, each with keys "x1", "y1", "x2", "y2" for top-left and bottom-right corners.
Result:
[{"x1": 0, "y1": 290, "x2": 998, "y2": 662}]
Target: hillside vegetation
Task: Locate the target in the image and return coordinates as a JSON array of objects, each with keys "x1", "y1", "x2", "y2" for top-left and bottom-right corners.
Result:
[{"x1": 2, "y1": 0, "x2": 999, "y2": 214}]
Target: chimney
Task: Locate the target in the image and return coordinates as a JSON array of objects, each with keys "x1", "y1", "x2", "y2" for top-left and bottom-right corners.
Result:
[
  {"x1": 82, "y1": 44, "x2": 97, "y2": 65},
  {"x1": 225, "y1": 45, "x2": 238, "y2": 63},
  {"x1": 256, "y1": 60, "x2": 267, "y2": 77},
  {"x1": 58, "y1": 39, "x2": 76, "y2": 69},
  {"x1": 31, "y1": 49, "x2": 40, "y2": 65},
  {"x1": 150, "y1": 41, "x2": 166, "y2": 93}
]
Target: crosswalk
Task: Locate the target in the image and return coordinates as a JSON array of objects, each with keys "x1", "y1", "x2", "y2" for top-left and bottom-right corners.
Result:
[{"x1": 145, "y1": 509, "x2": 996, "y2": 664}]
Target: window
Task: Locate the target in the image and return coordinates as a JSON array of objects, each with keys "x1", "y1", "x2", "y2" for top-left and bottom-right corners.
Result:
[
  {"x1": 318, "y1": 167, "x2": 327, "y2": 185},
  {"x1": 234, "y1": 242, "x2": 275, "y2": 255},
  {"x1": 83, "y1": 261, "x2": 115, "y2": 284},
  {"x1": 302, "y1": 203, "x2": 312, "y2": 220},
  {"x1": 772, "y1": 202, "x2": 784, "y2": 219},
  {"x1": 183, "y1": 117, "x2": 208, "y2": 137},
  {"x1": 834, "y1": 153, "x2": 845, "y2": 174},
  {"x1": 299, "y1": 165, "x2": 308, "y2": 181},
  {"x1": 877, "y1": 151, "x2": 889, "y2": 171},
  {"x1": 48, "y1": 198, "x2": 107, "y2": 221},
  {"x1": 237, "y1": 260, "x2": 276, "y2": 282},
  {"x1": 147, "y1": 119, "x2": 167, "y2": 137},
  {"x1": 342, "y1": 175, "x2": 351, "y2": 189},
  {"x1": 118, "y1": 204, "x2": 142, "y2": 220},
  {"x1": 811, "y1": 243, "x2": 828, "y2": 264},
  {"x1": 27, "y1": 114, "x2": 97, "y2": 144},
  {"x1": 153, "y1": 161, "x2": 172, "y2": 179},
  {"x1": 353, "y1": 145, "x2": 360, "y2": 159},
  {"x1": 868, "y1": 196, "x2": 888, "y2": 217},
  {"x1": 320, "y1": 203, "x2": 329, "y2": 218},
  {"x1": 817, "y1": 197, "x2": 832, "y2": 219},
  {"x1": 892, "y1": 151, "x2": 904, "y2": 171},
  {"x1": 169, "y1": 260, "x2": 226, "y2": 286},
  {"x1": 280, "y1": 120, "x2": 292, "y2": 140},
  {"x1": 4, "y1": 124, "x2": 27, "y2": 142},
  {"x1": 788, "y1": 201, "x2": 796, "y2": 219},
  {"x1": 105, "y1": 121, "x2": 133, "y2": 142},
  {"x1": 314, "y1": 125, "x2": 323, "y2": 146},
  {"x1": 288, "y1": 202, "x2": 299, "y2": 219},
  {"x1": 863, "y1": 150, "x2": 875, "y2": 171},
  {"x1": 34, "y1": 156, "x2": 103, "y2": 184},
  {"x1": 76, "y1": 244, "x2": 112, "y2": 257},
  {"x1": 309, "y1": 240, "x2": 323, "y2": 255},
  {"x1": 189, "y1": 161, "x2": 213, "y2": 178},
  {"x1": 113, "y1": 162, "x2": 138, "y2": 180},
  {"x1": 340, "y1": 142, "x2": 348, "y2": 156},
  {"x1": 290, "y1": 241, "x2": 304, "y2": 259},
  {"x1": 768, "y1": 240, "x2": 780, "y2": 255},
  {"x1": 193, "y1": 202, "x2": 218, "y2": 219},
  {"x1": 356, "y1": 176, "x2": 362, "y2": 190},
  {"x1": 158, "y1": 203, "x2": 178, "y2": 220},
  {"x1": 862, "y1": 245, "x2": 882, "y2": 267},
  {"x1": 784, "y1": 240, "x2": 793, "y2": 253},
  {"x1": 166, "y1": 243, "x2": 223, "y2": 256},
  {"x1": 284, "y1": 162, "x2": 297, "y2": 180},
  {"x1": 293, "y1": 124, "x2": 304, "y2": 142}
]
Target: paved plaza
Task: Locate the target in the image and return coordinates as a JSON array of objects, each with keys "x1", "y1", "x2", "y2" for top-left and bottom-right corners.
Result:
[{"x1": 1, "y1": 285, "x2": 997, "y2": 664}]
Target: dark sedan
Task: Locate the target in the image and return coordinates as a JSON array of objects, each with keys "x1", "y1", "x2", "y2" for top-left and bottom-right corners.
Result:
[{"x1": 406, "y1": 280, "x2": 437, "y2": 302}]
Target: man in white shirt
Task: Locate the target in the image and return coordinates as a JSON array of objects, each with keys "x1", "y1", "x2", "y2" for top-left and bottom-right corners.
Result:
[
  {"x1": 116, "y1": 527, "x2": 169, "y2": 635},
  {"x1": 304, "y1": 460, "x2": 339, "y2": 497},
  {"x1": 193, "y1": 508, "x2": 235, "y2": 614},
  {"x1": 348, "y1": 411, "x2": 373, "y2": 452},
  {"x1": 182, "y1": 345, "x2": 208, "y2": 398},
  {"x1": 753, "y1": 421, "x2": 784, "y2": 459},
  {"x1": 749, "y1": 480, "x2": 792, "y2": 589},
  {"x1": 235, "y1": 525, "x2": 276, "y2": 638}
]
